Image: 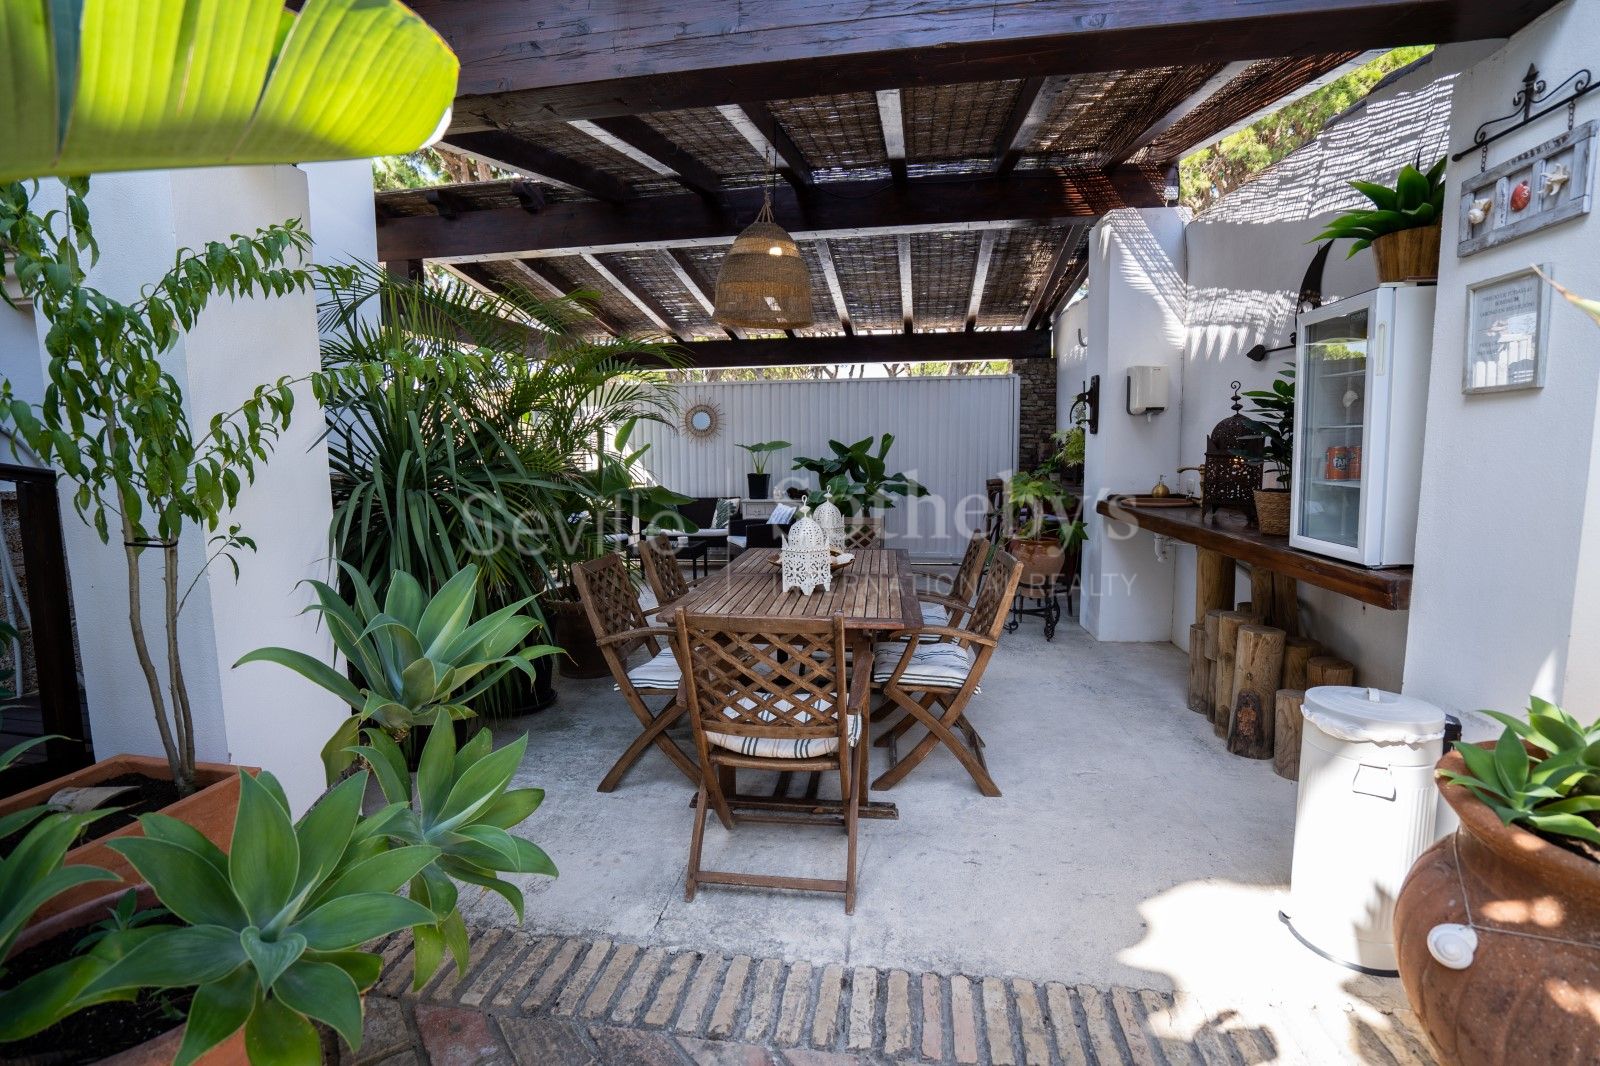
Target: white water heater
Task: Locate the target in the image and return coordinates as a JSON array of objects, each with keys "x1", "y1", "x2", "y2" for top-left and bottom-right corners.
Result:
[{"x1": 1125, "y1": 365, "x2": 1168, "y2": 415}]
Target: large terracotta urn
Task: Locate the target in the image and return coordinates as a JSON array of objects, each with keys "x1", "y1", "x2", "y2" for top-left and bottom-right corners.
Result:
[{"x1": 1393, "y1": 745, "x2": 1600, "y2": 1065}]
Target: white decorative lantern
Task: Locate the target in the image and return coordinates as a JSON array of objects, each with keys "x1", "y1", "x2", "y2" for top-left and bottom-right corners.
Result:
[
  {"x1": 812, "y1": 499, "x2": 844, "y2": 551},
  {"x1": 781, "y1": 512, "x2": 832, "y2": 595}
]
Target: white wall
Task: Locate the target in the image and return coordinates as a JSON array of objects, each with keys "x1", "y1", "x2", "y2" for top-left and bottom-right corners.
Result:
[
  {"x1": 1, "y1": 163, "x2": 375, "y2": 813},
  {"x1": 1403, "y1": 0, "x2": 1600, "y2": 719},
  {"x1": 629, "y1": 374, "x2": 1019, "y2": 560},
  {"x1": 1080, "y1": 208, "x2": 1189, "y2": 641}
]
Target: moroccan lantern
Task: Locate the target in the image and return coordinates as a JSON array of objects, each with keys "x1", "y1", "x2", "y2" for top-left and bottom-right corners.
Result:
[
  {"x1": 1202, "y1": 381, "x2": 1264, "y2": 525},
  {"x1": 781, "y1": 509, "x2": 832, "y2": 596},
  {"x1": 811, "y1": 498, "x2": 845, "y2": 551},
  {"x1": 713, "y1": 191, "x2": 813, "y2": 330}
]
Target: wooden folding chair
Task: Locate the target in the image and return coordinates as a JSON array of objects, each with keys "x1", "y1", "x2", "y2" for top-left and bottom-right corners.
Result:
[
  {"x1": 870, "y1": 549, "x2": 1024, "y2": 797},
  {"x1": 842, "y1": 518, "x2": 882, "y2": 551},
  {"x1": 639, "y1": 533, "x2": 693, "y2": 613},
  {"x1": 675, "y1": 612, "x2": 873, "y2": 913},
  {"x1": 916, "y1": 530, "x2": 990, "y2": 631},
  {"x1": 573, "y1": 554, "x2": 699, "y2": 792}
]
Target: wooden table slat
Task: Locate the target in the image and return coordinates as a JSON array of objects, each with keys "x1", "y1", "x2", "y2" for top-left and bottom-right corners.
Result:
[{"x1": 659, "y1": 549, "x2": 919, "y2": 630}]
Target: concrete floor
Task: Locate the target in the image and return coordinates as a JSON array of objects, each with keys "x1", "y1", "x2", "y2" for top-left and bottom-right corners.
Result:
[{"x1": 471, "y1": 595, "x2": 1417, "y2": 1058}]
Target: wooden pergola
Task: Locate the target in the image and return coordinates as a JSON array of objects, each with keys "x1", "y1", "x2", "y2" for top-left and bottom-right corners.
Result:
[{"x1": 377, "y1": 0, "x2": 1558, "y2": 365}]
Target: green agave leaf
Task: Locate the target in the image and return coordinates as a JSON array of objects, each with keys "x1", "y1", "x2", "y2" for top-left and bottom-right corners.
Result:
[
  {"x1": 1395, "y1": 166, "x2": 1429, "y2": 210},
  {"x1": 173, "y1": 966, "x2": 256, "y2": 1066},
  {"x1": 1493, "y1": 729, "x2": 1531, "y2": 793},
  {"x1": 321, "y1": 714, "x2": 365, "y2": 786},
  {"x1": 2, "y1": 0, "x2": 458, "y2": 183},
  {"x1": 350, "y1": 730, "x2": 410, "y2": 804},
  {"x1": 245, "y1": 991, "x2": 319, "y2": 1066},
  {"x1": 235, "y1": 645, "x2": 363, "y2": 709},
  {"x1": 231, "y1": 772, "x2": 300, "y2": 926},
  {"x1": 291, "y1": 892, "x2": 436, "y2": 950},
  {"x1": 83, "y1": 925, "x2": 245, "y2": 994},
  {"x1": 303, "y1": 948, "x2": 383, "y2": 992},
  {"x1": 417, "y1": 566, "x2": 481, "y2": 656},
  {"x1": 310, "y1": 844, "x2": 439, "y2": 907},
  {"x1": 241, "y1": 927, "x2": 306, "y2": 992},
  {"x1": 138, "y1": 813, "x2": 229, "y2": 873},
  {"x1": 273, "y1": 958, "x2": 364, "y2": 1052},
  {"x1": 108, "y1": 834, "x2": 246, "y2": 928},
  {"x1": 291, "y1": 771, "x2": 367, "y2": 900},
  {"x1": 416, "y1": 708, "x2": 458, "y2": 817},
  {"x1": 1349, "y1": 179, "x2": 1398, "y2": 211},
  {"x1": 476, "y1": 787, "x2": 545, "y2": 830},
  {"x1": 435, "y1": 734, "x2": 527, "y2": 831},
  {"x1": 1524, "y1": 811, "x2": 1600, "y2": 845}
]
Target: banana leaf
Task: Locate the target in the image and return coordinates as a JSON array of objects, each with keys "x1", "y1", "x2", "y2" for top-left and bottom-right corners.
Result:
[{"x1": 0, "y1": 0, "x2": 457, "y2": 183}]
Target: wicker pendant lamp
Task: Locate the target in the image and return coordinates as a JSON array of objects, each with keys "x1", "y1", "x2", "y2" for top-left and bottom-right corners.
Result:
[{"x1": 713, "y1": 189, "x2": 813, "y2": 329}]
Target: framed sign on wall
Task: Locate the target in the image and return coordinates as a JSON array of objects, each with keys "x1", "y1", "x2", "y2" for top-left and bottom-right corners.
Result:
[{"x1": 1464, "y1": 265, "x2": 1551, "y2": 394}]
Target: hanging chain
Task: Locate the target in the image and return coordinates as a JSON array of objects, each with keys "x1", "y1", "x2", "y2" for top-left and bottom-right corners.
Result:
[
  {"x1": 1570, "y1": 97, "x2": 1577, "y2": 132},
  {"x1": 1480, "y1": 142, "x2": 1488, "y2": 174}
]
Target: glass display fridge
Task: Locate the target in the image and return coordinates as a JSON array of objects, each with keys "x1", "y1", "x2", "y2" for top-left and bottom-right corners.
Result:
[{"x1": 1290, "y1": 283, "x2": 1436, "y2": 567}]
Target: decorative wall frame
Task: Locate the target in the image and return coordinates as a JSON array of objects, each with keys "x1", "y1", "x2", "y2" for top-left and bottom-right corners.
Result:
[
  {"x1": 1456, "y1": 120, "x2": 1594, "y2": 256},
  {"x1": 1463, "y1": 265, "x2": 1550, "y2": 394},
  {"x1": 682, "y1": 400, "x2": 722, "y2": 440}
]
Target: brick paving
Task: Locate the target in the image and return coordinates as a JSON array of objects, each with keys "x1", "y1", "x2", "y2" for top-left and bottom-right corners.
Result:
[{"x1": 347, "y1": 928, "x2": 1439, "y2": 1065}]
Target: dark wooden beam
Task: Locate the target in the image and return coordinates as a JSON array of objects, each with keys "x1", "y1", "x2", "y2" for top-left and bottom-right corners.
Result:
[
  {"x1": 877, "y1": 89, "x2": 907, "y2": 183},
  {"x1": 377, "y1": 168, "x2": 1163, "y2": 263},
  {"x1": 896, "y1": 235, "x2": 913, "y2": 333},
  {"x1": 727, "y1": 103, "x2": 813, "y2": 187},
  {"x1": 1107, "y1": 62, "x2": 1253, "y2": 166},
  {"x1": 584, "y1": 116, "x2": 724, "y2": 198},
  {"x1": 1026, "y1": 223, "x2": 1087, "y2": 330},
  {"x1": 814, "y1": 239, "x2": 853, "y2": 336},
  {"x1": 992, "y1": 76, "x2": 1055, "y2": 177},
  {"x1": 1044, "y1": 257, "x2": 1090, "y2": 324},
  {"x1": 505, "y1": 259, "x2": 629, "y2": 336},
  {"x1": 965, "y1": 230, "x2": 997, "y2": 331},
  {"x1": 420, "y1": 0, "x2": 1559, "y2": 125},
  {"x1": 443, "y1": 131, "x2": 632, "y2": 202},
  {"x1": 637, "y1": 329, "x2": 1051, "y2": 369},
  {"x1": 581, "y1": 253, "x2": 689, "y2": 341},
  {"x1": 386, "y1": 258, "x2": 425, "y2": 282},
  {"x1": 663, "y1": 250, "x2": 740, "y2": 340}
]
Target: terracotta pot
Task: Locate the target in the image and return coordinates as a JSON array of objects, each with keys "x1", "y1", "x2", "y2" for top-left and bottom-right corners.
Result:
[
  {"x1": 0, "y1": 755, "x2": 251, "y2": 925},
  {"x1": 1393, "y1": 744, "x2": 1600, "y2": 1065},
  {"x1": 546, "y1": 596, "x2": 610, "y2": 679},
  {"x1": 1371, "y1": 224, "x2": 1441, "y2": 283},
  {"x1": 1253, "y1": 488, "x2": 1290, "y2": 536},
  {"x1": 1007, "y1": 536, "x2": 1065, "y2": 586}
]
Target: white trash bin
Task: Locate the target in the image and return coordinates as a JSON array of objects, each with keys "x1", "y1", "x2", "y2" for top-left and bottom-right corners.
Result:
[{"x1": 1283, "y1": 686, "x2": 1445, "y2": 974}]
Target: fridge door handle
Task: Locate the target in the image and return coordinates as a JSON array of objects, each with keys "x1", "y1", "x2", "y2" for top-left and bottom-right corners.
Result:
[{"x1": 1374, "y1": 322, "x2": 1388, "y2": 376}]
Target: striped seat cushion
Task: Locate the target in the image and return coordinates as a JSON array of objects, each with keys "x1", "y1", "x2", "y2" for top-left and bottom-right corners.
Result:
[
  {"x1": 705, "y1": 697, "x2": 862, "y2": 759},
  {"x1": 623, "y1": 648, "x2": 681, "y2": 690},
  {"x1": 920, "y1": 601, "x2": 950, "y2": 625},
  {"x1": 872, "y1": 641, "x2": 974, "y2": 689}
]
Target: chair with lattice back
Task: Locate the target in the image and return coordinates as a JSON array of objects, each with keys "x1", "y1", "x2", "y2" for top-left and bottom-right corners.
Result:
[
  {"x1": 573, "y1": 554, "x2": 699, "y2": 792},
  {"x1": 870, "y1": 548, "x2": 1024, "y2": 796},
  {"x1": 674, "y1": 612, "x2": 872, "y2": 913},
  {"x1": 842, "y1": 519, "x2": 882, "y2": 551},
  {"x1": 639, "y1": 534, "x2": 692, "y2": 612},
  {"x1": 915, "y1": 531, "x2": 990, "y2": 632}
]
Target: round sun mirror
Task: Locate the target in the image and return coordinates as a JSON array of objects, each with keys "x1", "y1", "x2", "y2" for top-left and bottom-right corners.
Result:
[{"x1": 683, "y1": 401, "x2": 721, "y2": 440}]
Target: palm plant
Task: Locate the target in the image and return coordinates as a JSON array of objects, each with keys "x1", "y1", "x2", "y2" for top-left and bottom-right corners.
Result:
[{"x1": 316, "y1": 266, "x2": 682, "y2": 714}]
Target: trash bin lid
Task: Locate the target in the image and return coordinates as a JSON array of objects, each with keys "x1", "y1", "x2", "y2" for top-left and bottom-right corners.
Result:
[{"x1": 1302, "y1": 686, "x2": 1446, "y2": 744}]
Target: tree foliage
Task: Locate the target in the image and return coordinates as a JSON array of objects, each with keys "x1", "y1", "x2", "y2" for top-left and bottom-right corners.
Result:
[{"x1": 1180, "y1": 47, "x2": 1434, "y2": 215}]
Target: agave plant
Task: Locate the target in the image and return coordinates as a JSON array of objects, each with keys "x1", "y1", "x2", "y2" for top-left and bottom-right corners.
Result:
[
  {"x1": 1439, "y1": 698, "x2": 1600, "y2": 848},
  {"x1": 352, "y1": 710, "x2": 557, "y2": 989},
  {"x1": 235, "y1": 564, "x2": 555, "y2": 783},
  {"x1": 1312, "y1": 156, "x2": 1447, "y2": 258}
]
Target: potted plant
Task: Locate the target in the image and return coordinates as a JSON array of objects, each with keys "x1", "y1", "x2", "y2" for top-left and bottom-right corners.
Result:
[
  {"x1": 1393, "y1": 698, "x2": 1599, "y2": 1064},
  {"x1": 1003, "y1": 471, "x2": 1086, "y2": 585},
  {"x1": 793, "y1": 434, "x2": 927, "y2": 517},
  {"x1": 1312, "y1": 155, "x2": 1446, "y2": 282},
  {"x1": 1243, "y1": 365, "x2": 1294, "y2": 536},
  {"x1": 0, "y1": 177, "x2": 328, "y2": 921},
  {"x1": 1036, "y1": 426, "x2": 1086, "y2": 485},
  {"x1": 737, "y1": 440, "x2": 790, "y2": 500},
  {"x1": 235, "y1": 564, "x2": 553, "y2": 783},
  {"x1": 1, "y1": 712, "x2": 555, "y2": 1064}
]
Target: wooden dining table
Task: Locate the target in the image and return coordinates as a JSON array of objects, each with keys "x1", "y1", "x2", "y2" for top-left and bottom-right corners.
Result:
[{"x1": 655, "y1": 547, "x2": 920, "y2": 818}]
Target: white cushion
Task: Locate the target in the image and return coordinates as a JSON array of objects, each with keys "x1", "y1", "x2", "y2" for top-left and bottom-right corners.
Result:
[
  {"x1": 726, "y1": 534, "x2": 748, "y2": 549},
  {"x1": 623, "y1": 648, "x2": 681, "y2": 690},
  {"x1": 872, "y1": 641, "x2": 974, "y2": 689},
  {"x1": 705, "y1": 696, "x2": 861, "y2": 758},
  {"x1": 920, "y1": 601, "x2": 951, "y2": 626}
]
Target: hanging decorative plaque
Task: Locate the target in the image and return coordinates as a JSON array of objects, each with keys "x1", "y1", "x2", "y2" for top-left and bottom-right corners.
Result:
[{"x1": 1457, "y1": 120, "x2": 1595, "y2": 256}]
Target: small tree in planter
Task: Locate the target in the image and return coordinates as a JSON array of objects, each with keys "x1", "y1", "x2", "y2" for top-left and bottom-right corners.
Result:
[
  {"x1": 0, "y1": 179, "x2": 317, "y2": 795},
  {"x1": 1243, "y1": 364, "x2": 1294, "y2": 536}
]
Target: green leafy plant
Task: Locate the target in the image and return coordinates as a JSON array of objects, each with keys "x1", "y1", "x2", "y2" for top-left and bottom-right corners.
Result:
[
  {"x1": 1438, "y1": 698, "x2": 1600, "y2": 852},
  {"x1": 0, "y1": 0, "x2": 457, "y2": 184},
  {"x1": 736, "y1": 440, "x2": 790, "y2": 476},
  {"x1": 793, "y1": 435, "x2": 927, "y2": 516},
  {"x1": 0, "y1": 178, "x2": 322, "y2": 795},
  {"x1": 1312, "y1": 155, "x2": 1447, "y2": 258},
  {"x1": 1243, "y1": 365, "x2": 1295, "y2": 487},
  {"x1": 351, "y1": 710, "x2": 557, "y2": 989},
  {"x1": 236, "y1": 564, "x2": 554, "y2": 784},
  {"x1": 1005, "y1": 471, "x2": 1085, "y2": 549}
]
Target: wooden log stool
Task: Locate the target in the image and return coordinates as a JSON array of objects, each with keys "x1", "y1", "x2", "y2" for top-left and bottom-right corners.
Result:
[
  {"x1": 1227, "y1": 624, "x2": 1285, "y2": 759},
  {"x1": 1306, "y1": 656, "x2": 1356, "y2": 688},
  {"x1": 1210, "y1": 610, "x2": 1254, "y2": 739},
  {"x1": 1274, "y1": 689, "x2": 1307, "y2": 780},
  {"x1": 1187, "y1": 623, "x2": 1209, "y2": 714},
  {"x1": 1282, "y1": 637, "x2": 1321, "y2": 691}
]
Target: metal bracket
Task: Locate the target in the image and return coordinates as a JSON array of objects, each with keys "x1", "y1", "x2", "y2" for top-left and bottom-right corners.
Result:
[{"x1": 1453, "y1": 63, "x2": 1595, "y2": 163}]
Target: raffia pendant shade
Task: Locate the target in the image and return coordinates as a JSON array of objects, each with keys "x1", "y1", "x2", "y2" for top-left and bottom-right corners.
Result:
[{"x1": 713, "y1": 196, "x2": 814, "y2": 329}]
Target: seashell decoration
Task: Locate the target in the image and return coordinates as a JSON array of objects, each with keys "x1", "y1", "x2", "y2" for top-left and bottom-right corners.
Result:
[
  {"x1": 1542, "y1": 163, "x2": 1571, "y2": 198},
  {"x1": 1467, "y1": 197, "x2": 1493, "y2": 225},
  {"x1": 1509, "y1": 179, "x2": 1532, "y2": 212},
  {"x1": 1426, "y1": 923, "x2": 1478, "y2": 970},
  {"x1": 781, "y1": 510, "x2": 832, "y2": 596},
  {"x1": 811, "y1": 498, "x2": 845, "y2": 551}
]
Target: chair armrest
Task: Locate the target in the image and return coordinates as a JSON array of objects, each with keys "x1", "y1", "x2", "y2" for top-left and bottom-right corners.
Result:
[
  {"x1": 915, "y1": 625, "x2": 997, "y2": 649},
  {"x1": 597, "y1": 626, "x2": 675, "y2": 648},
  {"x1": 848, "y1": 650, "x2": 875, "y2": 708},
  {"x1": 917, "y1": 592, "x2": 968, "y2": 611}
]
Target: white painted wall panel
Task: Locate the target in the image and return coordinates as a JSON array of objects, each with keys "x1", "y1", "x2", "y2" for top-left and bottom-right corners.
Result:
[{"x1": 631, "y1": 375, "x2": 1019, "y2": 561}]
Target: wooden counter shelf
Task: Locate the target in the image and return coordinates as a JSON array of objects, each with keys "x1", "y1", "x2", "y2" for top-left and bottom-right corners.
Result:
[{"x1": 1095, "y1": 496, "x2": 1412, "y2": 611}]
